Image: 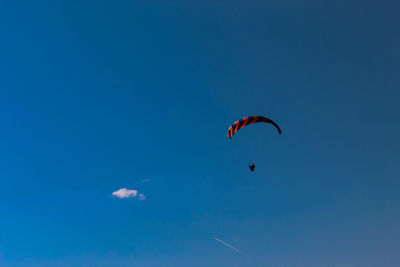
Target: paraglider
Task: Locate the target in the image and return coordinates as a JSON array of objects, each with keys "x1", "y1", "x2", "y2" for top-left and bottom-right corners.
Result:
[{"x1": 227, "y1": 116, "x2": 282, "y2": 172}]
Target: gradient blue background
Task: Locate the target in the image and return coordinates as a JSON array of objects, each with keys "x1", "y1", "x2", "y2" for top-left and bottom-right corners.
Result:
[{"x1": 0, "y1": 1, "x2": 399, "y2": 266}]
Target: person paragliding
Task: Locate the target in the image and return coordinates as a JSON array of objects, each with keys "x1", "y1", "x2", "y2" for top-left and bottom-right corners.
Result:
[
  {"x1": 227, "y1": 115, "x2": 282, "y2": 172},
  {"x1": 248, "y1": 163, "x2": 255, "y2": 172}
]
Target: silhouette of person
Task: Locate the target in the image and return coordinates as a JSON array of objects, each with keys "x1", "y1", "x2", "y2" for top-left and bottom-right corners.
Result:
[{"x1": 249, "y1": 163, "x2": 255, "y2": 172}]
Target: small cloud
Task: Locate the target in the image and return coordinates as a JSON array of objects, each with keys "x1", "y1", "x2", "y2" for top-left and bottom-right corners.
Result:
[
  {"x1": 141, "y1": 178, "x2": 151, "y2": 183},
  {"x1": 112, "y1": 188, "x2": 138, "y2": 199},
  {"x1": 138, "y1": 193, "x2": 146, "y2": 200}
]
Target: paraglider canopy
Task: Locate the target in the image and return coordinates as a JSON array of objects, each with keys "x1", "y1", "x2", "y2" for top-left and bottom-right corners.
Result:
[{"x1": 227, "y1": 116, "x2": 281, "y2": 139}]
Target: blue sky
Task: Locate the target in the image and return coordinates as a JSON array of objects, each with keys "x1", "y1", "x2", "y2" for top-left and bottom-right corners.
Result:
[{"x1": 0, "y1": 1, "x2": 399, "y2": 266}]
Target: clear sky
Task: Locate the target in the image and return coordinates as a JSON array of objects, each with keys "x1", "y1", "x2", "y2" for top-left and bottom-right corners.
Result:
[{"x1": 0, "y1": 1, "x2": 399, "y2": 266}]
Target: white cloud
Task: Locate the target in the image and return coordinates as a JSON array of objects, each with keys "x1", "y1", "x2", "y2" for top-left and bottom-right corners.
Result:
[
  {"x1": 112, "y1": 188, "x2": 138, "y2": 199},
  {"x1": 141, "y1": 178, "x2": 151, "y2": 183},
  {"x1": 138, "y1": 193, "x2": 146, "y2": 200}
]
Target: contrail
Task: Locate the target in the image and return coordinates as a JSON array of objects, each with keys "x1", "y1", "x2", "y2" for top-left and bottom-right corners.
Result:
[
  {"x1": 214, "y1": 237, "x2": 249, "y2": 257},
  {"x1": 141, "y1": 178, "x2": 151, "y2": 183}
]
